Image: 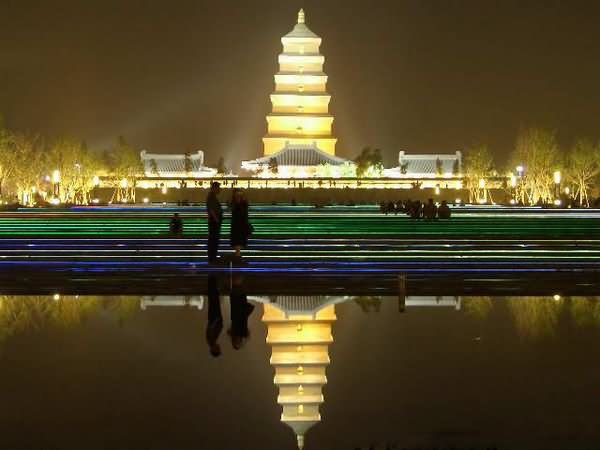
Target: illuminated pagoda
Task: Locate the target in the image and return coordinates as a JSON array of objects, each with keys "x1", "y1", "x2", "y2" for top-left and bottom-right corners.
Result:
[
  {"x1": 262, "y1": 297, "x2": 337, "y2": 449},
  {"x1": 242, "y1": 9, "x2": 349, "y2": 177}
]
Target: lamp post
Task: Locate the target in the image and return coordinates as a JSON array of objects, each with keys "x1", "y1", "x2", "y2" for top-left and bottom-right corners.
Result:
[
  {"x1": 553, "y1": 170, "x2": 561, "y2": 200},
  {"x1": 509, "y1": 174, "x2": 517, "y2": 203},
  {"x1": 515, "y1": 165, "x2": 524, "y2": 204},
  {"x1": 52, "y1": 170, "x2": 61, "y2": 199},
  {"x1": 478, "y1": 178, "x2": 486, "y2": 204}
]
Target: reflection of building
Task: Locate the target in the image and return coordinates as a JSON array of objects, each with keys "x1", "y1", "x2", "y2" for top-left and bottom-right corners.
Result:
[
  {"x1": 262, "y1": 298, "x2": 337, "y2": 449},
  {"x1": 140, "y1": 150, "x2": 217, "y2": 178},
  {"x1": 243, "y1": 9, "x2": 349, "y2": 177},
  {"x1": 140, "y1": 295, "x2": 204, "y2": 310}
]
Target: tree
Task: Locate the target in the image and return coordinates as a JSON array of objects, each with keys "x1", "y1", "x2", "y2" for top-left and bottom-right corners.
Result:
[
  {"x1": 184, "y1": 152, "x2": 193, "y2": 175},
  {"x1": 435, "y1": 157, "x2": 443, "y2": 176},
  {"x1": 452, "y1": 159, "x2": 460, "y2": 176},
  {"x1": 354, "y1": 147, "x2": 384, "y2": 178},
  {"x1": 463, "y1": 145, "x2": 495, "y2": 203},
  {"x1": 0, "y1": 124, "x2": 17, "y2": 200},
  {"x1": 511, "y1": 128, "x2": 562, "y2": 205},
  {"x1": 216, "y1": 157, "x2": 227, "y2": 175},
  {"x1": 268, "y1": 157, "x2": 279, "y2": 176},
  {"x1": 149, "y1": 158, "x2": 159, "y2": 177},
  {"x1": 12, "y1": 133, "x2": 45, "y2": 205},
  {"x1": 103, "y1": 136, "x2": 143, "y2": 203},
  {"x1": 48, "y1": 137, "x2": 101, "y2": 204},
  {"x1": 565, "y1": 139, "x2": 600, "y2": 206}
]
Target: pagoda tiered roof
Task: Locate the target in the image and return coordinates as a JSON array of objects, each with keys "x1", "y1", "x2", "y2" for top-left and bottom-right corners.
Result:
[{"x1": 247, "y1": 144, "x2": 347, "y2": 167}]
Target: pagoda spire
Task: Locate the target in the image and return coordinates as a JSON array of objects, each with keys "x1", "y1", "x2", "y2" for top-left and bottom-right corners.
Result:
[{"x1": 297, "y1": 8, "x2": 305, "y2": 24}]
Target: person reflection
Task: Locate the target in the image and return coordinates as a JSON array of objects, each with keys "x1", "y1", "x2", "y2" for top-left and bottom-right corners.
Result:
[
  {"x1": 206, "y1": 274, "x2": 223, "y2": 357},
  {"x1": 228, "y1": 274, "x2": 255, "y2": 350}
]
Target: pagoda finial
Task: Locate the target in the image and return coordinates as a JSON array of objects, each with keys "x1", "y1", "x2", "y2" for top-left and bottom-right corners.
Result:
[{"x1": 297, "y1": 8, "x2": 305, "y2": 24}]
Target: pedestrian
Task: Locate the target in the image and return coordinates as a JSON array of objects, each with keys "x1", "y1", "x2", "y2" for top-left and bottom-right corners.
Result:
[
  {"x1": 423, "y1": 198, "x2": 437, "y2": 220},
  {"x1": 206, "y1": 181, "x2": 222, "y2": 263},
  {"x1": 230, "y1": 188, "x2": 251, "y2": 260}
]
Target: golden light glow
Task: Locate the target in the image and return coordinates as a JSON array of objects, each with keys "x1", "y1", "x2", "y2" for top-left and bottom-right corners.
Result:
[
  {"x1": 263, "y1": 300, "x2": 336, "y2": 450},
  {"x1": 262, "y1": 9, "x2": 337, "y2": 157}
]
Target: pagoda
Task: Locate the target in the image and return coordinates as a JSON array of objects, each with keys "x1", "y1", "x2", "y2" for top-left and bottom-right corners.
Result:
[{"x1": 262, "y1": 300, "x2": 337, "y2": 449}]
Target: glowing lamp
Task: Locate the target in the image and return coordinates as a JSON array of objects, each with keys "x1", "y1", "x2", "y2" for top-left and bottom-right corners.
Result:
[
  {"x1": 553, "y1": 170, "x2": 561, "y2": 185},
  {"x1": 120, "y1": 178, "x2": 128, "y2": 188},
  {"x1": 143, "y1": 197, "x2": 150, "y2": 204},
  {"x1": 52, "y1": 170, "x2": 61, "y2": 183},
  {"x1": 92, "y1": 175, "x2": 100, "y2": 187}
]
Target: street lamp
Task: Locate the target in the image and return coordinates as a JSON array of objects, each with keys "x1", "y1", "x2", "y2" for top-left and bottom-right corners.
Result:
[
  {"x1": 478, "y1": 178, "x2": 486, "y2": 204},
  {"x1": 52, "y1": 169, "x2": 61, "y2": 198},
  {"x1": 553, "y1": 170, "x2": 561, "y2": 200}
]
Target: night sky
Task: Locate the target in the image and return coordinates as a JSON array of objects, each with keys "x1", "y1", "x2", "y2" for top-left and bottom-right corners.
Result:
[{"x1": 1, "y1": 0, "x2": 599, "y2": 168}]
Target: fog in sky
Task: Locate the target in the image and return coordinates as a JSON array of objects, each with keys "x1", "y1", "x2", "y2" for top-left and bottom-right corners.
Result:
[{"x1": 1, "y1": 0, "x2": 599, "y2": 168}]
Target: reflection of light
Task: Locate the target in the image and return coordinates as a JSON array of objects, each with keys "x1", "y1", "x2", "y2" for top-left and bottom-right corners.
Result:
[
  {"x1": 92, "y1": 198, "x2": 100, "y2": 204},
  {"x1": 553, "y1": 294, "x2": 561, "y2": 301},
  {"x1": 53, "y1": 293, "x2": 60, "y2": 301},
  {"x1": 52, "y1": 170, "x2": 61, "y2": 183},
  {"x1": 263, "y1": 302, "x2": 336, "y2": 450},
  {"x1": 510, "y1": 174, "x2": 517, "y2": 187}
]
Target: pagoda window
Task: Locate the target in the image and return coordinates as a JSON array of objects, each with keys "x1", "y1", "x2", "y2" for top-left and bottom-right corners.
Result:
[
  {"x1": 296, "y1": 126, "x2": 303, "y2": 135},
  {"x1": 299, "y1": 45, "x2": 305, "y2": 54},
  {"x1": 298, "y1": 85, "x2": 304, "y2": 93},
  {"x1": 297, "y1": 105, "x2": 304, "y2": 113}
]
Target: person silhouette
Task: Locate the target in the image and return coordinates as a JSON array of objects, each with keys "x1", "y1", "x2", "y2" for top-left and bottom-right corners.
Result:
[
  {"x1": 206, "y1": 274, "x2": 223, "y2": 357},
  {"x1": 228, "y1": 274, "x2": 255, "y2": 350}
]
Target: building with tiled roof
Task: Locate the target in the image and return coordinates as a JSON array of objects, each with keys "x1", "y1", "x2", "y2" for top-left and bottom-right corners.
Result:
[{"x1": 140, "y1": 150, "x2": 217, "y2": 178}]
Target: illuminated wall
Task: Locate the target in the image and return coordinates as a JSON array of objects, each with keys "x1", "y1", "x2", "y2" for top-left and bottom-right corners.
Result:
[
  {"x1": 263, "y1": 9, "x2": 337, "y2": 156},
  {"x1": 262, "y1": 302, "x2": 336, "y2": 449}
]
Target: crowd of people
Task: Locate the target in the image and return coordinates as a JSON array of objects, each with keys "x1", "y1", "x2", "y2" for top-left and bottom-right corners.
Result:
[{"x1": 380, "y1": 198, "x2": 451, "y2": 219}]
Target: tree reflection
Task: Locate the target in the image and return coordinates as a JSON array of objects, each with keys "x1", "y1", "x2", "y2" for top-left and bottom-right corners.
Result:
[
  {"x1": 508, "y1": 297, "x2": 562, "y2": 339},
  {"x1": 354, "y1": 296, "x2": 382, "y2": 313},
  {"x1": 0, "y1": 295, "x2": 140, "y2": 349},
  {"x1": 462, "y1": 296, "x2": 493, "y2": 320}
]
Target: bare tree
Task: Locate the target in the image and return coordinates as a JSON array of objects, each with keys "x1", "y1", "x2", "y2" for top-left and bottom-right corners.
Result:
[
  {"x1": 565, "y1": 139, "x2": 600, "y2": 206},
  {"x1": 12, "y1": 133, "x2": 45, "y2": 205},
  {"x1": 511, "y1": 128, "x2": 562, "y2": 205},
  {"x1": 0, "y1": 126, "x2": 17, "y2": 200},
  {"x1": 463, "y1": 145, "x2": 494, "y2": 203}
]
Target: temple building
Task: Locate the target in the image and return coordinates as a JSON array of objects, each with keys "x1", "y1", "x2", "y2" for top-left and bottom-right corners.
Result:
[
  {"x1": 242, "y1": 9, "x2": 350, "y2": 177},
  {"x1": 383, "y1": 150, "x2": 463, "y2": 188},
  {"x1": 140, "y1": 150, "x2": 216, "y2": 179}
]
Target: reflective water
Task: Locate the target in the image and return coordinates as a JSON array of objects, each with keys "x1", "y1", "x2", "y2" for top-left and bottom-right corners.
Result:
[{"x1": 1, "y1": 291, "x2": 599, "y2": 450}]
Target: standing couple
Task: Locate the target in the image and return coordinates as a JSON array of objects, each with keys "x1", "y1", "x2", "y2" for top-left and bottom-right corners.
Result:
[{"x1": 206, "y1": 181, "x2": 252, "y2": 263}]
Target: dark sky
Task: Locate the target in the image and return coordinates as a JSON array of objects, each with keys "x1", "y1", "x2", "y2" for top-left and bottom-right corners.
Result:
[{"x1": 1, "y1": 0, "x2": 599, "y2": 168}]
